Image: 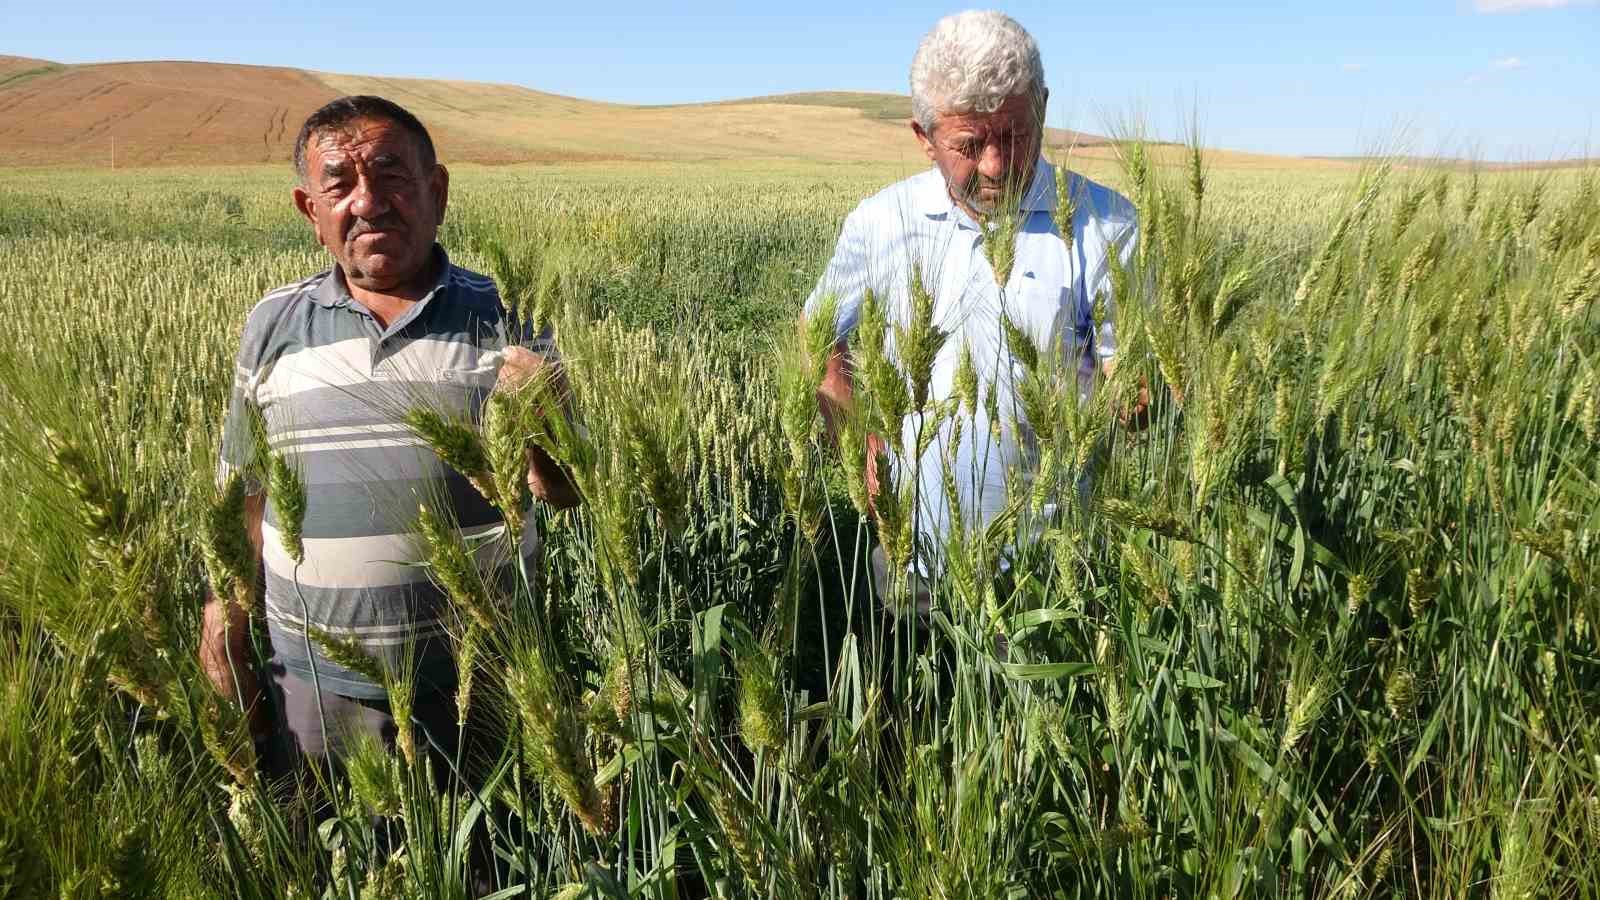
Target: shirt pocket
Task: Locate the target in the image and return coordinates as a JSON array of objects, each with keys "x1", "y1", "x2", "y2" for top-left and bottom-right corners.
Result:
[
  {"x1": 426, "y1": 341, "x2": 503, "y2": 386},
  {"x1": 437, "y1": 363, "x2": 500, "y2": 388}
]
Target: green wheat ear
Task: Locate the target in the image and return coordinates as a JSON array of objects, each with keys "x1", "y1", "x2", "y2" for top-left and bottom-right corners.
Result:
[
  {"x1": 303, "y1": 621, "x2": 379, "y2": 672},
  {"x1": 851, "y1": 288, "x2": 909, "y2": 448},
  {"x1": 981, "y1": 207, "x2": 1020, "y2": 287},
  {"x1": 894, "y1": 267, "x2": 948, "y2": 411},
  {"x1": 1099, "y1": 497, "x2": 1198, "y2": 544},
  {"x1": 43, "y1": 428, "x2": 128, "y2": 544},
  {"x1": 1187, "y1": 143, "x2": 1206, "y2": 212},
  {"x1": 504, "y1": 637, "x2": 606, "y2": 836},
  {"x1": 416, "y1": 502, "x2": 497, "y2": 630},
  {"x1": 1281, "y1": 662, "x2": 1334, "y2": 756},
  {"x1": 707, "y1": 778, "x2": 766, "y2": 888},
  {"x1": 265, "y1": 450, "x2": 305, "y2": 565},
  {"x1": 196, "y1": 686, "x2": 257, "y2": 789},
  {"x1": 454, "y1": 623, "x2": 482, "y2": 730},
  {"x1": 482, "y1": 388, "x2": 533, "y2": 537},
  {"x1": 405, "y1": 406, "x2": 497, "y2": 505},
  {"x1": 735, "y1": 649, "x2": 785, "y2": 756},
  {"x1": 203, "y1": 471, "x2": 255, "y2": 605},
  {"x1": 776, "y1": 308, "x2": 829, "y2": 541},
  {"x1": 344, "y1": 729, "x2": 402, "y2": 817},
  {"x1": 1053, "y1": 159, "x2": 1078, "y2": 247}
]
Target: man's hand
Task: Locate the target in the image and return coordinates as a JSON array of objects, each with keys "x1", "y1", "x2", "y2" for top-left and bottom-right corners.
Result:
[
  {"x1": 198, "y1": 491, "x2": 270, "y2": 741},
  {"x1": 496, "y1": 345, "x2": 582, "y2": 509},
  {"x1": 1101, "y1": 359, "x2": 1151, "y2": 432},
  {"x1": 200, "y1": 594, "x2": 271, "y2": 740},
  {"x1": 818, "y1": 339, "x2": 888, "y2": 518},
  {"x1": 526, "y1": 445, "x2": 581, "y2": 509},
  {"x1": 496, "y1": 345, "x2": 559, "y2": 395},
  {"x1": 817, "y1": 341, "x2": 853, "y2": 447},
  {"x1": 1118, "y1": 380, "x2": 1152, "y2": 432}
]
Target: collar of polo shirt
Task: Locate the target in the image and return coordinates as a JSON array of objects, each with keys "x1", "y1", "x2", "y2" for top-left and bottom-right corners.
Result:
[
  {"x1": 916, "y1": 157, "x2": 1061, "y2": 228},
  {"x1": 309, "y1": 243, "x2": 453, "y2": 309}
]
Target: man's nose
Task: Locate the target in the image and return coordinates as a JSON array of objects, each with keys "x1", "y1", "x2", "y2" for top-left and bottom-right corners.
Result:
[
  {"x1": 977, "y1": 141, "x2": 1008, "y2": 180},
  {"x1": 347, "y1": 175, "x2": 390, "y2": 220}
]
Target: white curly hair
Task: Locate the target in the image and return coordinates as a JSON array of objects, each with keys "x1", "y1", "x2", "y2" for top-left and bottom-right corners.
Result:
[{"x1": 910, "y1": 10, "x2": 1045, "y2": 132}]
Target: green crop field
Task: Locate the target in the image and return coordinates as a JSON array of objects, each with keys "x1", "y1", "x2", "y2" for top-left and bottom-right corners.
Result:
[{"x1": 1, "y1": 152, "x2": 1597, "y2": 898}]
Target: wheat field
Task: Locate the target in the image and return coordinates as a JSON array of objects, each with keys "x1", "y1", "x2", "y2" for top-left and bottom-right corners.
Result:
[{"x1": 0, "y1": 152, "x2": 1597, "y2": 898}]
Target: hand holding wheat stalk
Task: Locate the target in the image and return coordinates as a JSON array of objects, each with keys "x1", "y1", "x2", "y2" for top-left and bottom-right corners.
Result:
[
  {"x1": 494, "y1": 345, "x2": 565, "y2": 396},
  {"x1": 492, "y1": 343, "x2": 582, "y2": 510}
]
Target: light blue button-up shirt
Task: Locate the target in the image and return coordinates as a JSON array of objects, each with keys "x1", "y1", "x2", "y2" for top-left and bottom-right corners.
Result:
[{"x1": 806, "y1": 159, "x2": 1137, "y2": 568}]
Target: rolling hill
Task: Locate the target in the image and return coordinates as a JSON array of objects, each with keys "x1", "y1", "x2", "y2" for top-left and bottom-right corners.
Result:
[
  {"x1": 1, "y1": 56, "x2": 947, "y2": 168},
  {"x1": 0, "y1": 55, "x2": 1253, "y2": 171},
  {"x1": 0, "y1": 54, "x2": 1473, "y2": 171}
]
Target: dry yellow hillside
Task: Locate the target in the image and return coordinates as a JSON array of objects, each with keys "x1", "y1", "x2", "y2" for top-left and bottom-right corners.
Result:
[
  {"x1": 0, "y1": 54, "x2": 1375, "y2": 171},
  {"x1": 0, "y1": 56, "x2": 931, "y2": 168},
  {"x1": 316, "y1": 71, "x2": 925, "y2": 165},
  {"x1": 0, "y1": 58, "x2": 339, "y2": 166}
]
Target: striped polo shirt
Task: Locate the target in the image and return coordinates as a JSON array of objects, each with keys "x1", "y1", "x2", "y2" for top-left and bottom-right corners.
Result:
[{"x1": 220, "y1": 246, "x2": 539, "y2": 699}]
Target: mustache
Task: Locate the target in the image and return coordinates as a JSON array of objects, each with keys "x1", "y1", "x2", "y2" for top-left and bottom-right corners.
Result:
[
  {"x1": 965, "y1": 175, "x2": 1026, "y2": 194},
  {"x1": 346, "y1": 215, "x2": 405, "y2": 239}
]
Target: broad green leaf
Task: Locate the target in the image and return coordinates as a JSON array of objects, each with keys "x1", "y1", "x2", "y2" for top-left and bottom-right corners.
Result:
[
  {"x1": 1001, "y1": 661, "x2": 1097, "y2": 681},
  {"x1": 692, "y1": 603, "x2": 727, "y2": 732},
  {"x1": 1169, "y1": 668, "x2": 1226, "y2": 690}
]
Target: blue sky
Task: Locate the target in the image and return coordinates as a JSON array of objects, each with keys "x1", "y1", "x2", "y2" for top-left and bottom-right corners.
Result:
[{"x1": 4, "y1": 1, "x2": 1596, "y2": 159}]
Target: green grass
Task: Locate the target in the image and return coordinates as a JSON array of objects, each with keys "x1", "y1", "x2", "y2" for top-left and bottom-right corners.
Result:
[
  {"x1": 717, "y1": 92, "x2": 913, "y2": 120},
  {"x1": 0, "y1": 63, "x2": 65, "y2": 92},
  {"x1": 0, "y1": 154, "x2": 1597, "y2": 898}
]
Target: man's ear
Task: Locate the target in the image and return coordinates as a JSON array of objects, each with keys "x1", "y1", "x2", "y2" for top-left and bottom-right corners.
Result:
[
  {"x1": 292, "y1": 184, "x2": 316, "y2": 227},
  {"x1": 911, "y1": 120, "x2": 937, "y2": 163},
  {"x1": 431, "y1": 164, "x2": 450, "y2": 225},
  {"x1": 291, "y1": 183, "x2": 326, "y2": 248}
]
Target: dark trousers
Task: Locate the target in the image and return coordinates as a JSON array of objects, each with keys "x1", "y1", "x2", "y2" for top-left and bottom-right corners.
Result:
[
  {"x1": 265, "y1": 663, "x2": 471, "y2": 775},
  {"x1": 261, "y1": 663, "x2": 505, "y2": 894}
]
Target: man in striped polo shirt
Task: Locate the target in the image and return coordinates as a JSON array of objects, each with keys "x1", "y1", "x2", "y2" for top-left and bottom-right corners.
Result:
[{"x1": 199, "y1": 95, "x2": 577, "y2": 771}]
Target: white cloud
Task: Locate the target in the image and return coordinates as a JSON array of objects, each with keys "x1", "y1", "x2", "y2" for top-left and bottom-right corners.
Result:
[
  {"x1": 1475, "y1": 0, "x2": 1595, "y2": 12},
  {"x1": 1341, "y1": 62, "x2": 1365, "y2": 72},
  {"x1": 1464, "y1": 56, "x2": 1530, "y2": 84}
]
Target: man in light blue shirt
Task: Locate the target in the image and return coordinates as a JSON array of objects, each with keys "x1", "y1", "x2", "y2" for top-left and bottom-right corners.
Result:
[{"x1": 807, "y1": 10, "x2": 1138, "y2": 597}]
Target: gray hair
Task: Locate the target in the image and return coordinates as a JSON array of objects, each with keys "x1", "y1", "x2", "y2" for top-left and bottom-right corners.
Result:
[{"x1": 910, "y1": 10, "x2": 1045, "y2": 132}]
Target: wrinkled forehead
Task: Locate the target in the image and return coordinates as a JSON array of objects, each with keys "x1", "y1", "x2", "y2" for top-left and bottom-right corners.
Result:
[
  {"x1": 932, "y1": 93, "x2": 1043, "y2": 134},
  {"x1": 307, "y1": 117, "x2": 421, "y2": 168}
]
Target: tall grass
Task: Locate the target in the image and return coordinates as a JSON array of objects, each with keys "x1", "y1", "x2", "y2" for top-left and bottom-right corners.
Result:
[{"x1": 0, "y1": 154, "x2": 1595, "y2": 897}]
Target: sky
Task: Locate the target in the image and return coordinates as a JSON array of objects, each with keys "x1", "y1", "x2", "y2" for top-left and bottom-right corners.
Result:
[{"x1": 3, "y1": 0, "x2": 1596, "y2": 160}]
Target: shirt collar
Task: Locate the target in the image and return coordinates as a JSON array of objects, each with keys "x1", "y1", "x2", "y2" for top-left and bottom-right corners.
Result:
[
  {"x1": 310, "y1": 243, "x2": 452, "y2": 308},
  {"x1": 918, "y1": 158, "x2": 1059, "y2": 224}
]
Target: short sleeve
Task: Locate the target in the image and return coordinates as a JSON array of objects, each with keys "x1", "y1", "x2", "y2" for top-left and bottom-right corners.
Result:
[{"x1": 804, "y1": 205, "x2": 872, "y2": 343}]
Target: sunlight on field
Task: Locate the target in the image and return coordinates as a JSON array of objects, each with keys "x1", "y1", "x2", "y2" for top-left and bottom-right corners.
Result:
[{"x1": 1, "y1": 154, "x2": 1597, "y2": 896}]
